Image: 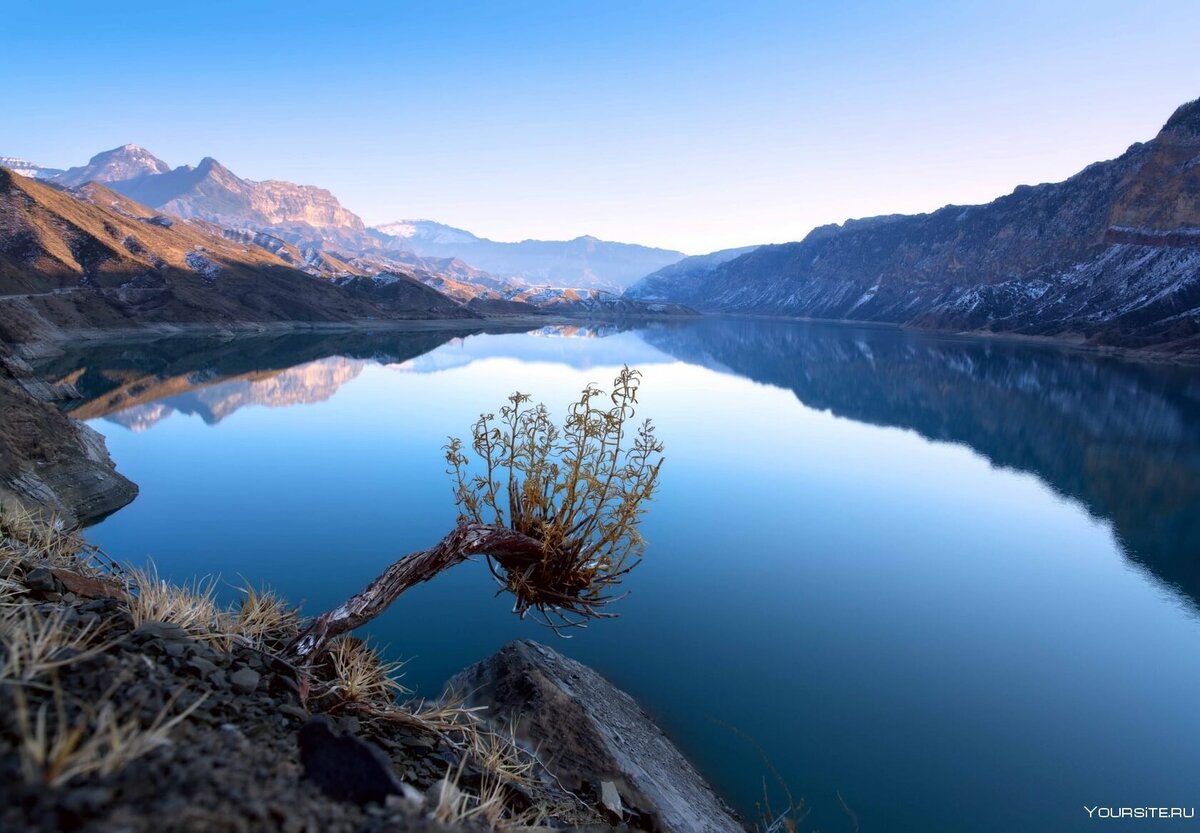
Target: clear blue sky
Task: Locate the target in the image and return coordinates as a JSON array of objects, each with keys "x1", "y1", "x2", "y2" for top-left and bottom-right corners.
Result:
[{"x1": 3, "y1": 0, "x2": 1197, "y2": 253}]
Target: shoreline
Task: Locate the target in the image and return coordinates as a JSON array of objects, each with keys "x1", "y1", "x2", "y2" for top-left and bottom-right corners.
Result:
[
  {"x1": 9, "y1": 307, "x2": 1198, "y2": 366},
  {"x1": 0, "y1": 507, "x2": 743, "y2": 832}
]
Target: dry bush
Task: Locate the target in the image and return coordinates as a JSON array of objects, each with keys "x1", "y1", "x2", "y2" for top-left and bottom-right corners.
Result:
[{"x1": 445, "y1": 365, "x2": 664, "y2": 632}]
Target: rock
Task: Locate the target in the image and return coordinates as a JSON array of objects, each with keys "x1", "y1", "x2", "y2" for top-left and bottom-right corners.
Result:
[
  {"x1": 230, "y1": 667, "x2": 261, "y2": 694},
  {"x1": 447, "y1": 640, "x2": 744, "y2": 833},
  {"x1": 0, "y1": 345, "x2": 138, "y2": 527},
  {"x1": 24, "y1": 566, "x2": 61, "y2": 594},
  {"x1": 599, "y1": 780, "x2": 623, "y2": 819},
  {"x1": 51, "y1": 567, "x2": 127, "y2": 600},
  {"x1": 425, "y1": 778, "x2": 462, "y2": 813},
  {"x1": 133, "y1": 620, "x2": 191, "y2": 642},
  {"x1": 297, "y1": 716, "x2": 405, "y2": 805},
  {"x1": 185, "y1": 657, "x2": 219, "y2": 679},
  {"x1": 278, "y1": 704, "x2": 309, "y2": 723}
]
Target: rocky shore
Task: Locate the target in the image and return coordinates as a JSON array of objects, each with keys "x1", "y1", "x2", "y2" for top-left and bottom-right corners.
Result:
[
  {"x1": 0, "y1": 343, "x2": 136, "y2": 526},
  {"x1": 0, "y1": 506, "x2": 746, "y2": 832}
]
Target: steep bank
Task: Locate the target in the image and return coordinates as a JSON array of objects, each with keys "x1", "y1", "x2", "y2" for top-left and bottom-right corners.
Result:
[
  {"x1": 0, "y1": 344, "x2": 136, "y2": 525},
  {"x1": 0, "y1": 515, "x2": 738, "y2": 832},
  {"x1": 627, "y1": 98, "x2": 1200, "y2": 354}
]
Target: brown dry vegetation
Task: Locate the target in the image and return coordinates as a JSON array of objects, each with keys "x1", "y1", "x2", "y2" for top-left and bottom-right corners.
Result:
[
  {"x1": 0, "y1": 168, "x2": 472, "y2": 344},
  {"x1": 0, "y1": 502, "x2": 600, "y2": 831}
]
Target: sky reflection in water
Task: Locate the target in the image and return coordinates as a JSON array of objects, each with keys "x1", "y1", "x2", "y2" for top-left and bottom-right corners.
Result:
[{"x1": 62, "y1": 320, "x2": 1200, "y2": 833}]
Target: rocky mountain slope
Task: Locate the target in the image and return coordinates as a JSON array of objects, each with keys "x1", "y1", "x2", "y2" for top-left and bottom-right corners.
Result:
[
  {"x1": 0, "y1": 342, "x2": 136, "y2": 525},
  {"x1": 628, "y1": 98, "x2": 1200, "y2": 353},
  {"x1": 370, "y1": 220, "x2": 685, "y2": 291},
  {"x1": 54, "y1": 144, "x2": 172, "y2": 187},
  {"x1": 0, "y1": 169, "x2": 471, "y2": 344},
  {"x1": 625, "y1": 245, "x2": 758, "y2": 302},
  {"x1": 16, "y1": 145, "x2": 690, "y2": 299},
  {"x1": 53, "y1": 148, "x2": 367, "y2": 250}
]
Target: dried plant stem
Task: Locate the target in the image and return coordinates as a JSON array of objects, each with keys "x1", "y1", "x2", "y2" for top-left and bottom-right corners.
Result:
[{"x1": 286, "y1": 523, "x2": 543, "y2": 663}]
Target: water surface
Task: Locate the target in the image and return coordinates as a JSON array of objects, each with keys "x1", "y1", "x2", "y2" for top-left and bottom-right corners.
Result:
[{"x1": 44, "y1": 318, "x2": 1200, "y2": 832}]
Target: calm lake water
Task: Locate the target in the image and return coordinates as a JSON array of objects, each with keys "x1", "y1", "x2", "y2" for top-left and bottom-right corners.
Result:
[{"x1": 44, "y1": 318, "x2": 1200, "y2": 831}]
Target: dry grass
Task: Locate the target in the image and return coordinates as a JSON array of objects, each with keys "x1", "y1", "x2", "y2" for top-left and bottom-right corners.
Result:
[
  {"x1": 12, "y1": 683, "x2": 203, "y2": 787},
  {"x1": 0, "y1": 502, "x2": 113, "y2": 579},
  {"x1": 225, "y1": 579, "x2": 300, "y2": 652},
  {"x1": 320, "y1": 636, "x2": 409, "y2": 708},
  {"x1": 125, "y1": 563, "x2": 225, "y2": 640},
  {"x1": 429, "y1": 758, "x2": 546, "y2": 830},
  {"x1": 1, "y1": 505, "x2": 558, "y2": 826},
  {"x1": 0, "y1": 605, "x2": 113, "y2": 684}
]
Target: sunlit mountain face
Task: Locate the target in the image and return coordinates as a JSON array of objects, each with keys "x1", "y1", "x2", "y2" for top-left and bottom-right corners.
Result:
[{"x1": 38, "y1": 319, "x2": 1200, "y2": 833}]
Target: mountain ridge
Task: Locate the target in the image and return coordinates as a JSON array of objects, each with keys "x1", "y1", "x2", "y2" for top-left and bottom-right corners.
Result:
[
  {"x1": 368, "y1": 218, "x2": 684, "y2": 291},
  {"x1": 8, "y1": 147, "x2": 688, "y2": 292},
  {"x1": 626, "y1": 98, "x2": 1200, "y2": 353},
  {"x1": 0, "y1": 168, "x2": 472, "y2": 344}
]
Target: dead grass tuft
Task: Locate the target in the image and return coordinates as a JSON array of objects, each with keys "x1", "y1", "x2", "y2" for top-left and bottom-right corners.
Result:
[
  {"x1": 319, "y1": 636, "x2": 409, "y2": 709},
  {"x1": 13, "y1": 682, "x2": 203, "y2": 787},
  {"x1": 0, "y1": 604, "x2": 113, "y2": 684},
  {"x1": 225, "y1": 579, "x2": 300, "y2": 652},
  {"x1": 124, "y1": 563, "x2": 224, "y2": 640}
]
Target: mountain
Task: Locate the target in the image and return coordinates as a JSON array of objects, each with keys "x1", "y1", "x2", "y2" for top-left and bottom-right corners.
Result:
[
  {"x1": 55, "y1": 144, "x2": 173, "y2": 186},
  {"x1": 0, "y1": 157, "x2": 65, "y2": 180},
  {"x1": 370, "y1": 219, "x2": 685, "y2": 291},
  {"x1": 47, "y1": 147, "x2": 368, "y2": 249},
  {"x1": 627, "y1": 99, "x2": 1200, "y2": 353},
  {"x1": 625, "y1": 245, "x2": 759, "y2": 302},
  {"x1": 32, "y1": 147, "x2": 687, "y2": 296},
  {"x1": 0, "y1": 168, "x2": 471, "y2": 344}
]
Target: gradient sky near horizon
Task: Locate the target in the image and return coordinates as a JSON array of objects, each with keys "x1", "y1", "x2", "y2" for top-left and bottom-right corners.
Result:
[{"x1": 3, "y1": 1, "x2": 1198, "y2": 253}]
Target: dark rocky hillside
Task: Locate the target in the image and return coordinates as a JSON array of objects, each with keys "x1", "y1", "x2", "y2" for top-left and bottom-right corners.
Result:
[
  {"x1": 628, "y1": 99, "x2": 1200, "y2": 353},
  {"x1": 0, "y1": 170, "x2": 473, "y2": 345}
]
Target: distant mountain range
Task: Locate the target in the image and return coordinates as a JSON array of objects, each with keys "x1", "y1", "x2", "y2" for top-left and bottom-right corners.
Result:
[
  {"x1": 627, "y1": 98, "x2": 1200, "y2": 353},
  {"x1": 6, "y1": 145, "x2": 685, "y2": 293},
  {"x1": 0, "y1": 167, "x2": 687, "y2": 345},
  {"x1": 371, "y1": 220, "x2": 684, "y2": 291}
]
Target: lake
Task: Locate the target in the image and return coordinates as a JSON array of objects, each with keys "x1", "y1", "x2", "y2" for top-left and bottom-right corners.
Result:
[{"x1": 41, "y1": 317, "x2": 1200, "y2": 831}]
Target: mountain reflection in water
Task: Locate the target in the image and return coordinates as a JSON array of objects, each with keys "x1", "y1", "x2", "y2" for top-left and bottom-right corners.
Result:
[
  {"x1": 41, "y1": 318, "x2": 1200, "y2": 611},
  {"x1": 41, "y1": 317, "x2": 1200, "y2": 833}
]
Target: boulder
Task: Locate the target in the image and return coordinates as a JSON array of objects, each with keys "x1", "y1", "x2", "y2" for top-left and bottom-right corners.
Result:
[{"x1": 446, "y1": 640, "x2": 744, "y2": 833}]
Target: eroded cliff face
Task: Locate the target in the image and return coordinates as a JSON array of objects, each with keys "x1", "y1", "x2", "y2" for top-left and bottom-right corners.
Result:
[
  {"x1": 48, "y1": 147, "x2": 367, "y2": 248},
  {"x1": 628, "y1": 99, "x2": 1200, "y2": 352},
  {"x1": 0, "y1": 345, "x2": 136, "y2": 525}
]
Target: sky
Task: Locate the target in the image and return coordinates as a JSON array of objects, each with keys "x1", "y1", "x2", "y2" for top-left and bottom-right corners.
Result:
[{"x1": 3, "y1": 1, "x2": 1198, "y2": 253}]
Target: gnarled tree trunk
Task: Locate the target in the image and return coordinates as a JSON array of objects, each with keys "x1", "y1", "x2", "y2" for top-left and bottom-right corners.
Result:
[{"x1": 285, "y1": 523, "x2": 544, "y2": 663}]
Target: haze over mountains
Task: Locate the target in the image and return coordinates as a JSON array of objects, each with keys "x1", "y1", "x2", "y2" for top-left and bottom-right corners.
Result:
[{"x1": 371, "y1": 220, "x2": 683, "y2": 291}]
